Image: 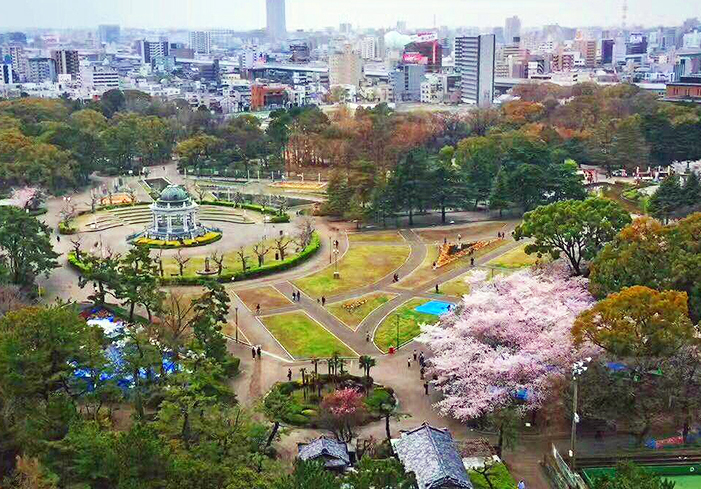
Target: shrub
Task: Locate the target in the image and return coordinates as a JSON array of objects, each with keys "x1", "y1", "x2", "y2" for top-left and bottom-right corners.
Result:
[
  {"x1": 58, "y1": 221, "x2": 77, "y2": 235},
  {"x1": 283, "y1": 413, "x2": 310, "y2": 426}
]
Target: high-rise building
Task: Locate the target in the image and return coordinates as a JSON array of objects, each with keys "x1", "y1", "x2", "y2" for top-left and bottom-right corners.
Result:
[
  {"x1": 359, "y1": 36, "x2": 378, "y2": 60},
  {"x1": 504, "y1": 16, "x2": 521, "y2": 45},
  {"x1": 340, "y1": 23, "x2": 352, "y2": 35},
  {"x1": 601, "y1": 39, "x2": 615, "y2": 65},
  {"x1": 27, "y1": 57, "x2": 57, "y2": 83},
  {"x1": 98, "y1": 25, "x2": 120, "y2": 44},
  {"x1": 3, "y1": 45, "x2": 27, "y2": 80},
  {"x1": 51, "y1": 49, "x2": 80, "y2": 76},
  {"x1": 136, "y1": 40, "x2": 170, "y2": 64},
  {"x1": 0, "y1": 63, "x2": 14, "y2": 85},
  {"x1": 189, "y1": 31, "x2": 212, "y2": 55},
  {"x1": 266, "y1": 0, "x2": 287, "y2": 41},
  {"x1": 575, "y1": 39, "x2": 597, "y2": 67},
  {"x1": 455, "y1": 34, "x2": 495, "y2": 106},
  {"x1": 329, "y1": 44, "x2": 363, "y2": 87},
  {"x1": 626, "y1": 32, "x2": 648, "y2": 55},
  {"x1": 390, "y1": 63, "x2": 427, "y2": 102},
  {"x1": 402, "y1": 39, "x2": 443, "y2": 73}
]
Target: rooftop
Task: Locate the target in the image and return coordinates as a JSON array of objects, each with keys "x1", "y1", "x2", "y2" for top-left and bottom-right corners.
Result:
[{"x1": 158, "y1": 185, "x2": 190, "y2": 203}]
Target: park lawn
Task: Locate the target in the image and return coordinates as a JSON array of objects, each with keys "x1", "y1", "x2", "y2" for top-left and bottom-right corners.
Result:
[
  {"x1": 236, "y1": 286, "x2": 292, "y2": 311},
  {"x1": 293, "y1": 244, "x2": 410, "y2": 298},
  {"x1": 260, "y1": 311, "x2": 356, "y2": 359},
  {"x1": 487, "y1": 244, "x2": 542, "y2": 269},
  {"x1": 396, "y1": 240, "x2": 508, "y2": 290},
  {"x1": 436, "y1": 272, "x2": 472, "y2": 297},
  {"x1": 327, "y1": 292, "x2": 397, "y2": 329},
  {"x1": 374, "y1": 298, "x2": 438, "y2": 353},
  {"x1": 347, "y1": 231, "x2": 404, "y2": 243},
  {"x1": 159, "y1": 238, "x2": 300, "y2": 278},
  {"x1": 468, "y1": 463, "x2": 517, "y2": 489},
  {"x1": 415, "y1": 221, "x2": 506, "y2": 243}
]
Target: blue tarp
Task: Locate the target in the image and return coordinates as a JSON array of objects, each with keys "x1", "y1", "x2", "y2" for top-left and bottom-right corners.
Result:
[{"x1": 415, "y1": 301, "x2": 453, "y2": 316}]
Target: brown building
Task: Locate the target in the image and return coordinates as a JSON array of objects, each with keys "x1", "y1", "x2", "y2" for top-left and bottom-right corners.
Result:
[
  {"x1": 251, "y1": 83, "x2": 288, "y2": 111},
  {"x1": 666, "y1": 77, "x2": 701, "y2": 102},
  {"x1": 51, "y1": 49, "x2": 79, "y2": 76}
]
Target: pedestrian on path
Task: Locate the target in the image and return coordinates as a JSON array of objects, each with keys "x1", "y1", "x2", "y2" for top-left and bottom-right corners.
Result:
[
  {"x1": 518, "y1": 480, "x2": 526, "y2": 489},
  {"x1": 420, "y1": 366, "x2": 425, "y2": 379},
  {"x1": 407, "y1": 357, "x2": 411, "y2": 369},
  {"x1": 435, "y1": 284, "x2": 439, "y2": 294},
  {"x1": 287, "y1": 369, "x2": 292, "y2": 381},
  {"x1": 470, "y1": 257, "x2": 474, "y2": 266},
  {"x1": 419, "y1": 352, "x2": 425, "y2": 367},
  {"x1": 256, "y1": 346, "x2": 262, "y2": 359},
  {"x1": 413, "y1": 350, "x2": 417, "y2": 361},
  {"x1": 56, "y1": 235, "x2": 60, "y2": 243},
  {"x1": 251, "y1": 346, "x2": 256, "y2": 360},
  {"x1": 366, "y1": 333, "x2": 370, "y2": 342},
  {"x1": 256, "y1": 304, "x2": 261, "y2": 315},
  {"x1": 321, "y1": 296, "x2": 326, "y2": 307},
  {"x1": 424, "y1": 382, "x2": 429, "y2": 395}
]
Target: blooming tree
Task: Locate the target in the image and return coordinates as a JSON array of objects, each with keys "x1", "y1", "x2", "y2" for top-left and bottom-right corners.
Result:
[
  {"x1": 319, "y1": 388, "x2": 366, "y2": 442},
  {"x1": 418, "y1": 263, "x2": 594, "y2": 420}
]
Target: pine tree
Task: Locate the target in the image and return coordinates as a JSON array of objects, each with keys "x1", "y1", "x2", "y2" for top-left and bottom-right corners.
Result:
[
  {"x1": 682, "y1": 172, "x2": 701, "y2": 208},
  {"x1": 489, "y1": 168, "x2": 511, "y2": 217},
  {"x1": 649, "y1": 175, "x2": 683, "y2": 223}
]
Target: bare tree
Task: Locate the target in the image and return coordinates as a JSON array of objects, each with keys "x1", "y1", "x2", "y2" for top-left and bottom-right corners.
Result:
[
  {"x1": 124, "y1": 186, "x2": 137, "y2": 204},
  {"x1": 155, "y1": 249, "x2": 165, "y2": 277},
  {"x1": 296, "y1": 217, "x2": 316, "y2": 249},
  {"x1": 210, "y1": 250, "x2": 225, "y2": 276},
  {"x1": 252, "y1": 241, "x2": 271, "y2": 267},
  {"x1": 189, "y1": 183, "x2": 208, "y2": 203},
  {"x1": 69, "y1": 236, "x2": 83, "y2": 259},
  {"x1": 59, "y1": 201, "x2": 78, "y2": 223},
  {"x1": 174, "y1": 250, "x2": 191, "y2": 276},
  {"x1": 274, "y1": 234, "x2": 294, "y2": 261},
  {"x1": 0, "y1": 285, "x2": 25, "y2": 317},
  {"x1": 89, "y1": 189, "x2": 101, "y2": 213},
  {"x1": 236, "y1": 246, "x2": 249, "y2": 273},
  {"x1": 153, "y1": 291, "x2": 197, "y2": 358}
]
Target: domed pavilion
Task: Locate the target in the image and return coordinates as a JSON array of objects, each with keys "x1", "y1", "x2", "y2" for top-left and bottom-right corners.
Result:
[{"x1": 144, "y1": 185, "x2": 210, "y2": 241}]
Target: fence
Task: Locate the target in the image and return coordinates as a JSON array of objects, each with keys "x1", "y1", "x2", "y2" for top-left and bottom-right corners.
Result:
[{"x1": 543, "y1": 444, "x2": 589, "y2": 489}]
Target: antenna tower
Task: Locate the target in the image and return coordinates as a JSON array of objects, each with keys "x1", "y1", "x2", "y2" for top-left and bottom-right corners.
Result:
[{"x1": 622, "y1": 0, "x2": 628, "y2": 29}]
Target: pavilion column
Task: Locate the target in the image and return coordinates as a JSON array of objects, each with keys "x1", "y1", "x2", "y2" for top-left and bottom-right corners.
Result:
[{"x1": 167, "y1": 215, "x2": 172, "y2": 234}]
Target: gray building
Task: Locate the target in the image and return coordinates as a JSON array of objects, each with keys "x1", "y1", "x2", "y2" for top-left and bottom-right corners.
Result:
[
  {"x1": 455, "y1": 34, "x2": 495, "y2": 106},
  {"x1": 189, "y1": 31, "x2": 211, "y2": 55},
  {"x1": 266, "y1": 0, "x2": 287, "y2": 41},
  {"x1": 52, "y1": 49, "x2": 80, "y2": 76},
  {"x1": 136, "y1": 40, "x2": 170, "y2": 65},
  {"x1": 98, "y1": 25, "x2": 120, "y2": 44},
  {"x1": 390, "y1": 63, "x2": 427, "y2": 102},
  {"x1": 27, "y1": 57, "x2": 57, "y2": 83}
]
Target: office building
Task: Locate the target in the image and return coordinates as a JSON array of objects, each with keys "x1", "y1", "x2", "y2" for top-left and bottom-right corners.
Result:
[
  {"x1": 3, "y1": 45, "x2": 27, "y2": 80},
  {"x1": 329, "y1": 44, "x2": 363, "y2": 87},
  {"x1": 455, "y1": 34, "x2": 495, "y2": 106},
  {"x1": 359, "y1": 36, "x2": 378, "y2": 60},
  {"x1": 390, "y1": 63, "x2": 427, "y2": 102},
  {"x1": 290, "y1": 42, "x2": 311, "y2": 62},
  {"x1": 266, "y1": 0, "x2": 287, "y2": 41},
  {"x1": 601, "y1": 39, "x2": 615, "y2": 65},
  {"x1": 189, "y1": 31, "x2": 211, "y2": 55},
  {"x1": 504, "y1": 16, "x2": 521, "y2": 45},
  {"x1": 51, "y1": 49, "x2": 80, "y2": 76},
  {"x1": 402, "y1": 39, "x2": 443, "y2": 73},
  {"x1": 553, "y1": 49, "x2": 578, "y2": 71},
  {"x1": 0, "y1": 63, "x2": 14, "y2": 85},
  {"x1": 575, "y1": 39, "x2": 597, "y2": 67},
  {"x1": 170, "y1": 43, "x2": 195, "y2": 58},
  {"x1": 80, "y1": 65, "x2": 119, "y2": 91},
  {"x1": 27, "y1": 57, "x2": 57, "y2": 83},
  {"x1": 98, "y1": 25, "x2": 120, "y2": 44},
  {"x1": 136, "y1": 40, "x2": 170, "y2": 64},
  {"x1": 626, "y1": 33, "x2": 648, "y2": 55}
]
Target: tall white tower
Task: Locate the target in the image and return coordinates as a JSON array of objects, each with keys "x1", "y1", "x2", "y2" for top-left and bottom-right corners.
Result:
[{"x1": 266, "y1": 0, "x2": 287, "y2": 41}]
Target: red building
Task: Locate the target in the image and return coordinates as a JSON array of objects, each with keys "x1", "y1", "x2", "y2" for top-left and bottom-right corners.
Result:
[
  {"x1": 402, "y1": 40, "x2": 442, "y2": 73},
  {"x1": 666, "y1": 77, "x2": 701, "y2": 102},
  {"x1": 251, "y1": 83, "x2": 288, "y2": 111}
]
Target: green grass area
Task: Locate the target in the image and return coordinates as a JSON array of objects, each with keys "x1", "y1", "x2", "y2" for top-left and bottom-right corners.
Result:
[
  {"x1": 374, "y1": 298, "x2": 438, "y2": 353},
  {"x1": 468, "y1": 463, "x2": 517, "y2": 489},
  {"x1": 487, "y1": 245, "x2": 542, "y2": 269},
  {"x1": 348, "y1": 231, "x2": 404, "y2": 243},
  {"x1": 666, "y1": 476, "x2": 701, "y2": 489},
  {"x1": 397, "y1": 240, "x2": 508, "y2": 290},
  {"x1": 436, "y1": 273, "x2": 472, "y2": 297},
  {"x1": 327, "y1": 292, "x2": 397, "y2": 329},
  {"x1": 293, "y1": 244, "x2": 410, "y2": 298},
  {"x1": 260, "y1": 311, "x2": 356, "y2": 359}
]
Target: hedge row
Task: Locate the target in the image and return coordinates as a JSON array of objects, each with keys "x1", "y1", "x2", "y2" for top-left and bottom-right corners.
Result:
[
  {"x1": 204, "y1": 200, "x2": 291, "y2": 223},
  {"x1": 68, "y1": 232, "x2": 321, "y2": 286}
]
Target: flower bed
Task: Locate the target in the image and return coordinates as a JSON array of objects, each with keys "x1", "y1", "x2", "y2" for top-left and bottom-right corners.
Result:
[
  {"x1": 269, "y1": 181, "x2": 327, "y2": 192},
  {"x1": 435, "y1": 239, "x2": 499, "y2": 268},
  {"x1": 133, "y1": 231, "x2": 222, "y2": 249}
]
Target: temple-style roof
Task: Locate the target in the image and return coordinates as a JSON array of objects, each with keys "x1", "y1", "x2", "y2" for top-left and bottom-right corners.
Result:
[
  {"x1": 297, "y1": 437, "x2": 351, "y2": 469},
  {"x1": 393, "y1": 423, "x2": 473, "y2": 489},
  {"x1": 158, "y1": 185, "x2": 190, "y2": 203}
]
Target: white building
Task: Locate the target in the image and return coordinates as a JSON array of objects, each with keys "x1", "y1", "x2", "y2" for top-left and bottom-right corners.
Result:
[
  {"x1": 455, "y1": 34, "x2": 495, "y2": 106},
  {"x1": 80, "y1": 65, "x2": 119, "y2": 92},
  {"x1": 189, "y1": 31, "x2": 212, "y2": 55},
  {"x1": 329, "y1": 44, "x2": 363, "y2": 87},
  {"x1": 359, "y1": 36, "x2": 378, "y2": 60}
]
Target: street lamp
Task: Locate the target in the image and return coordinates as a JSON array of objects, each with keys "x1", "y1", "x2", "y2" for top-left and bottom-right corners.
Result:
[
  {"x1": 570, "y1": 357, "x2": 592, "y2": 469},
  {"x1": 333, "y1": 249, "x2": 340, "y2": 279}
]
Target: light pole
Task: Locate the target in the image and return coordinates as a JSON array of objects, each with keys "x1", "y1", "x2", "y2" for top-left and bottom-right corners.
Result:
[
  {"x1": 570, "y1": 357, "x2": 591, "y2": 469},
  {"x1": 235, "y1": 306, "x2": 239, "y2": 343},
  {"x1": 333, "y1": 249, "x2": 340, "y2": 279},
  {"x1": 396, "y1": 315, "x2": 400, "y2": 350}
]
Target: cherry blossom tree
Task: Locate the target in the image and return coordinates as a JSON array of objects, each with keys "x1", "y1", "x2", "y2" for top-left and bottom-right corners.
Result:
[
  {"x1": 418, "y1": 263, "x2": 595, "y2": 421},
  {"x1": 319, "y1": 388, "x2": 366, "y2": 442}
]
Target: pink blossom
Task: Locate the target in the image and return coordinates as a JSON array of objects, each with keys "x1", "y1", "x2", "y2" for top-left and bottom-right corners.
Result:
[{"x1": 418, "y1": 262, "x2": 594, "y2": 420}]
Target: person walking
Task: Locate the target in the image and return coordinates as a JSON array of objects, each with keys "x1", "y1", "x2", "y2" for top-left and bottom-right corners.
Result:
[
  {"x1": 407, "y1": 357, "x2": 411, "y2": 369},
  {"x1": 366, "y1": 332, "x2": 370, "y2": 342},
  {"x1": 287, "y1": 368, "x2": 292, "y2": 381},
  {"x1": 321, "y1": 296, "x2": 326, "y2": 307},
  {"x1": 413, "y1": 350, "x2": 418, "y2": 361},
  {"x1": 256, "y1": 346, "x2": 262, "y2": 359},
  {"x1": 420, "y1": 366, "x2": 425, "y2": 379},
  {"x1": 435, "y1": 284, "x2": 439, "y2": 294},
  {"x1": 518, "y1": 480, "x2": 526, "y2": 489},
  {"x1": 424, "y1": 382, "x2": 429, "y2": 395},
  {"x1": 251, "y1": 346, "x2": 257, "y2": 360},
  {"x1": 419, "y1": 352, "x2": 425, "y2": 367},
  {"x1": 256, "y1": 304, "x2": 261, "y2": 315},
  {"x1": 56, "y1": 235, "x2": 61, "y2": 243},
  {"x1": 470, "y1": 257, "x2": 475, "y2": 266}
]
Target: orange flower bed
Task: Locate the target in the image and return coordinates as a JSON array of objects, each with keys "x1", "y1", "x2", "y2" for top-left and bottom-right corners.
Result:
[{"x1": 435, "y1": 239, "x2": 500, "y2": 268}]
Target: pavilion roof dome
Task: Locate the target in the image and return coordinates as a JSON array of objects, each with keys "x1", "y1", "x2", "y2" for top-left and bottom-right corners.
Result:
[{"x1": 158, "y1": 185, "x2": 190, "y2": 203}]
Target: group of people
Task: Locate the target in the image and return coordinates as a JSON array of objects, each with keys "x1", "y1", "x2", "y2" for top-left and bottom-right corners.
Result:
[
  {"x1": 407, "y1": 349, "x2": 430, "y2": 396},
  {"x1": 497, "y1": 231, "x2": 507, "y2": 239},
  {"x1": 251, "y1": 345, "x2": 262, "y2": 359},
  {"x1": 317, "y1": 296, "x2": 327, "y2": 306},
  {"x1": 291, "y1": 290, "x2": 302, "y2": 302}
]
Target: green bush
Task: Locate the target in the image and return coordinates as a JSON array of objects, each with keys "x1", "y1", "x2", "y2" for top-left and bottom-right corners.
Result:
[
  {"x1": 301, "y1": 409, "x2": 318, "y2": 417},
  {"x1": 59, "y1": 221, "x2": 77, "y2": 235},
  {"x1": 283, "y1": 413, "x2": 310, "y2": 426},
  {"x1": 468, "y1": 463, "x2": 517, "y2": 489}
]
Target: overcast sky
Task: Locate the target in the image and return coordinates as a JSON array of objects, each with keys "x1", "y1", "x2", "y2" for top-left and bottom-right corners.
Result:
[{"x1": 2, "y1": 0, "x2": 700, "y2": 31}]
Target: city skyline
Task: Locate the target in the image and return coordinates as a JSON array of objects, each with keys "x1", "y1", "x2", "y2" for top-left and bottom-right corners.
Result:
[{"x1": 2, "y1": 0, "x2": 700, "y2": 31}]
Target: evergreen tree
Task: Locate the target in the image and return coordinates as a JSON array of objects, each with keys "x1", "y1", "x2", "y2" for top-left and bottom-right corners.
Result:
[
  {"x1": 489, "y1": 168, "x2": 511, "y2": 217},
  {"x1": 682, "y1": 172, "x2": 701, "y2": 208},
  {"x1": 649, "y1": 175, "x2": 683, "y2": 223}
]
